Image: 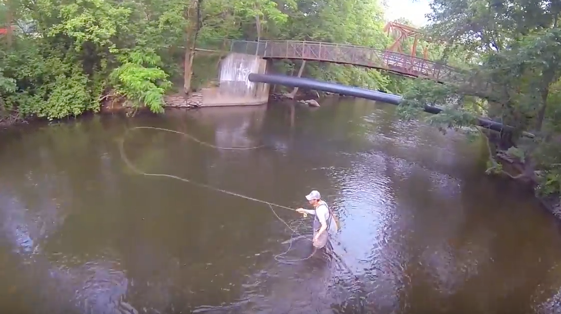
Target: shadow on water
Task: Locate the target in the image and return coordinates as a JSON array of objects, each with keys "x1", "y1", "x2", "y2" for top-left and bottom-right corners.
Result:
[{"x1": 0, "y1": 99, "x2": 561, "y2": 313}]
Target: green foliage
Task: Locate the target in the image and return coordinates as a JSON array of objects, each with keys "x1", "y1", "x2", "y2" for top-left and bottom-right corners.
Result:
[
  {"x1": 1, "y1": 41, "x2": 97, "y2": 119},
  {"x1": 535, "y1": 170, "x2": 561, "y2": 197},
  {"x1": 1, "y1": 0, "x2": 183, "y2": 118},
  {"x1": 48, "y1": 0, "x2": 132, "y2": 50},
  {"x1": 37, "y1": 71, "x2": 92, "y2": 119},
  {"x1": 397, "y1": 0, "x2": 561, "y2": 197},
  {"x1": 398, "y1": 79, "x2": 479, "y2": 131},
  {"x1": 0, "y1": 67, "x2": 17, "y2": 98},
  {"x1": 505, "y1": 146, "x2": 525, "y2": 163},
  {"x1": 110, "y1": 50, "x2": 171, "y2": 113},
  {"x1": 485, "y1": 159, "x2": 503, "y2": 175}
]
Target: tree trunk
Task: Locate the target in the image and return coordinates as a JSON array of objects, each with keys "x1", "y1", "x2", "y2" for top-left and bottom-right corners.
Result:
[
  {"x1": 184, "y1": 0, "x2": 201, "y2": 95},
  {"x1": 255, "y1": 12, "x2": 261, "y2": 42},
  {"x1": 287, "y1": 61, "x2": 306, "y2": 98},
  {"x1": 536, "y1": 86, "x2": 550, "y2": 133},
  {"x1": 6, "y1": 3, "x2": 13, "y2": 47},
  {"x1": 254, "y1": 7, "x2": 262, "y2": 55},
  {"x1": 536, "y1": 68, "x2": 557, "y2": 132},
  {"x1": 214, "y1": 39, "x2": 227, "y2": 73},
  {"x1": 184, "y1": 48, "x2": 195, "y2": 94}
]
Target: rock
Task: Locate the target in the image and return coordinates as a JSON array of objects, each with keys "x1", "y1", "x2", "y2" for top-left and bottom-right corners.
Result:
[
  {"x1": 269, "y1": 86, "x2": 326, "y2": 104},
  {"x1": 286, "y1": 89, "x2": 320, "y2": 100},
  {"x1": 307, "y1": 90, "x2": 320, "y2": 100},
  {"x1": 306, "y1": 99, "x2": 320, "y2": 107},
  {"x1": 164, "y1": 93, "x2": 201, "y2": 109},
  {"x1": 297, "y1": 99, "x2": 320, "y2": 107},
  {"x1": 282, "y1": 92, "x2": 295, "y2": 99},
  {"x1": 270, "y1": 92, "x2": 287, "y2": 101},
  {"x1": 271, "y1": 90, "x2": 322, "y2": 102}
]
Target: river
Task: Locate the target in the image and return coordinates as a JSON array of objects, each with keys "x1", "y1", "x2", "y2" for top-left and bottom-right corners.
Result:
[{"x1": 0, "y1": 98, "x2": 560, "y2": 314}]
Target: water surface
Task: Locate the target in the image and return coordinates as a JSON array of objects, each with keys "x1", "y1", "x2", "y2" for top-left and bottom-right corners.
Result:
[{"x1": 0, "y1": 98, "x2": 560, "y2": 314}]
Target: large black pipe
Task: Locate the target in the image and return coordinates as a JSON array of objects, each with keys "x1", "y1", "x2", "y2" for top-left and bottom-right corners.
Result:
[{"x1": 248, "y1": 73, "x2": 513, "y2": 133}]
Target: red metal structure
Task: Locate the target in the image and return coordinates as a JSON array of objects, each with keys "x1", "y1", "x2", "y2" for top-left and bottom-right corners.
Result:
[
  {"x1": 231, "y1": 40, "x2": 458, "y2": 81},
  {"x1": 228, "y1": 39, "x2": 495, "y2": 99},
  {"x1": 0, "y1": 25, "x2": 14, "y2": 35},
  {"x1": 383, "y1": 21, "x2": 428, "y2": 59}
]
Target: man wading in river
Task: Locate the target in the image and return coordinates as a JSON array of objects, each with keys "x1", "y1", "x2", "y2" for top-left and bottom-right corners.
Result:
[{"x1": 296, "y1": 190, "x2": 338, "y2": 251}]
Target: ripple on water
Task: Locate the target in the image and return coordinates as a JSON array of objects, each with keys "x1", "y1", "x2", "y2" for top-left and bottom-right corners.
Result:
[
  {"x1": 330, "y1": 164, "x2": 395, "y2": 261},
  {"x1": 72, "y1": 260, "x2": 129, "y2": 314},
  {"x1": 531, "y1": 262, "x2": 561, "y2": 314}
]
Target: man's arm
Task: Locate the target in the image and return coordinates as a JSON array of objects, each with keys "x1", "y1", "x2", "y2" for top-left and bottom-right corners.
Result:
[{"x1": 296, "y1": 208, "x2": 315, "y2": 215}]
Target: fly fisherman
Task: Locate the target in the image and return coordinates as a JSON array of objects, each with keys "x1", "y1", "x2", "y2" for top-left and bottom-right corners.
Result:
[{"x1": 296, "y1": 190, "x2": 338, "y2": 250}]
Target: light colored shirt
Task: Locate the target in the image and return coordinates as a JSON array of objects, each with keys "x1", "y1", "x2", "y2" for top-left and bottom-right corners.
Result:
[
  {"x1": 310, "y1": 202, "x2": 337, "y2": 233},
  {"x1": 315, "y1": 203, "x2": 330, "y2": 229}
]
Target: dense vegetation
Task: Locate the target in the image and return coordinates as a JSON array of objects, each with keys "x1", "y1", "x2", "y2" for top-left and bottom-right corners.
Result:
[
  {"x1": 0, "y1": 0, "x2": 415, "y2": 122},
  {"x1": 2, "y1": 0, "x2": 561, "y2": 203},
  {"x1": 397, "y1": 0, "x2": 561, "y2": 205}
]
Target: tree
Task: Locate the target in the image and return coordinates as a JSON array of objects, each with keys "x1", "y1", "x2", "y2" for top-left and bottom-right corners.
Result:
[{"x1": 398, "y1": 0, "x2": 561, "y2": 199}]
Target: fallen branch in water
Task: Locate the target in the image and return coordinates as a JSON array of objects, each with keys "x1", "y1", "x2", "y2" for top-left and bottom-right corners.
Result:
[
  {"x1": 496, "y1": 150, "x2": 515, "y2": 163},
  {"x1": 479, "y1": 127, "x2": 526, "y2": 179},
  {"x1": 98, "y1": 91, "x2": 118, "y2": 102}
]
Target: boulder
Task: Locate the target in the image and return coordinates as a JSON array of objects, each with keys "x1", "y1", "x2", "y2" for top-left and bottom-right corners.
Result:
[
  {"x1": 297, "y1": 99, "x2": 320, "y2": 107},
  {"x1": 306, "y1": 99, "x2": 320, "y2": 107}
]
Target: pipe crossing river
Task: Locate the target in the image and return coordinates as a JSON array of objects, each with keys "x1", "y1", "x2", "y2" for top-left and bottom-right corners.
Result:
[{"x1": 248, "y1": 73, "x2": 513, "y2": 133}]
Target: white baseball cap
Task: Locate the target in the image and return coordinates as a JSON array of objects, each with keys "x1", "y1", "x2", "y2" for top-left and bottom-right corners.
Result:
[{"x1": 305, "y1": 190, "x2": 321, "y2": 201}]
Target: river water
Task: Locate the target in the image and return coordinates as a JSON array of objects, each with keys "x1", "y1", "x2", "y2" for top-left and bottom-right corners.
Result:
[{"x1": 0, "y1": 98, "x2": 561, "y2": 314}]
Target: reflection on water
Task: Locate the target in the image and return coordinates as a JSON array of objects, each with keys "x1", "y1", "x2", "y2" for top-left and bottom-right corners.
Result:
[{"x1": 0, "y1": 99, "x2": 560, "y2": 313}]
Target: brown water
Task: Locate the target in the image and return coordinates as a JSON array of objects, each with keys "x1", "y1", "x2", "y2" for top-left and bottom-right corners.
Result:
[{"x1": 0, "y1": 98, "x2": 560, "y2": 314}]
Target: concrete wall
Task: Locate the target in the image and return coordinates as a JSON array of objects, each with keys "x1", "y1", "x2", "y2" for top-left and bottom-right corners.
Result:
[{"x1": 202, "y1": 53, "x2": 270, "y2": 107}]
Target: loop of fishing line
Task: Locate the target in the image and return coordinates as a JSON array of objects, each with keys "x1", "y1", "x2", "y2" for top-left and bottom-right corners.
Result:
[{"x1": 119, "y1": 126, "x2": 316, "y2": 263}]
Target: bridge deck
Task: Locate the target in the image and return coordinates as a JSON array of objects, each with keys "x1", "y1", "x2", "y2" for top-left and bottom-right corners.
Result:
[{"x1": 228, "y1": 40, "x2": 497, "y2": 99}]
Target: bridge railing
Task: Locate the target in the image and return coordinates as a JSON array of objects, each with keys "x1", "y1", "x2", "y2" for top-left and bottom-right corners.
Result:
[{"x1": 229, "y1": 40, "x2": 498, "y2": 100}]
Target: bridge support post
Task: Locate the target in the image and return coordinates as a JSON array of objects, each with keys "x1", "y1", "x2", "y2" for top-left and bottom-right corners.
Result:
[
  {"x1": 202, "y1": 53, "x2": 269, "y2": 106},
  {"x1": 266, "y1": 59, "x2": 276, "y2": 96},
  {"x1": 285, "y1": 61, "x2": 306, "y2": 99}
]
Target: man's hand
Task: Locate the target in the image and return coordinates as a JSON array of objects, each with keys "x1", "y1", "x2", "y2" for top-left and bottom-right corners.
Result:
[
  {"x1": 313, "y1": 234, "x2": 321, "y2": 247},
  {"x1": 296, "y1": 208, "x2": 308, "y2": 217}
]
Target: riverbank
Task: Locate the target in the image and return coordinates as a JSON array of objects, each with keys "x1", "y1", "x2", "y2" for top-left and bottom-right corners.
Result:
[
  {"x1": 100, "y1": 92, "x2": 203, "y2": 112},
  {"x1": 0, "y1": 89, "x2": 312, "y2": 128},
  {"x1": 537, "y1": 194, "x2": 561, "y2": 218},
  {"x1": 0, "y1": 92, "x2": 203, "y2": 129}
]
